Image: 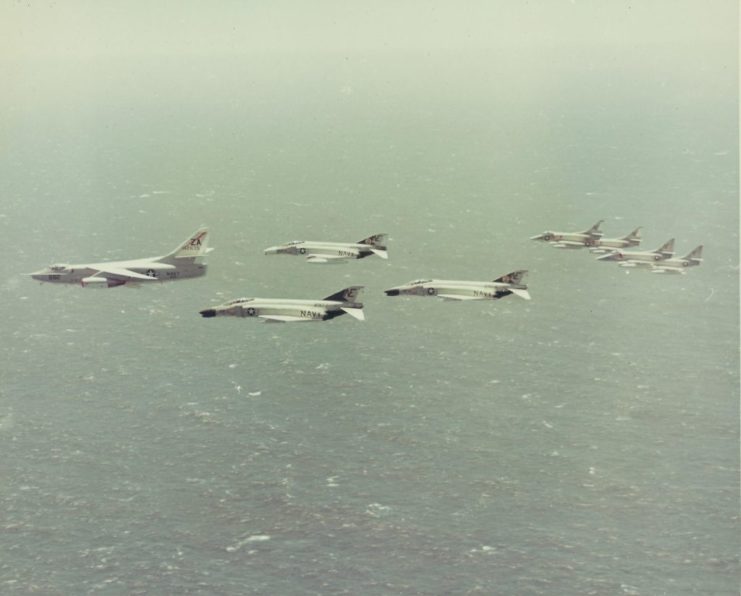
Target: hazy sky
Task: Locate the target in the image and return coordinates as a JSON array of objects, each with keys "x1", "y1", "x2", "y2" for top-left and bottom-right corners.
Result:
[{"x1": 3, "y1": 1, "x2": 737, "y2": 60}]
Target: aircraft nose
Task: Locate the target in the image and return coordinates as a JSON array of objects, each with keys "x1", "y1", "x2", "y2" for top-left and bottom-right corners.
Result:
[
  {"x1": 530, "y1": 234, "x2": 544, "y2": 241},
  {"x1": 597, "y1": 253, "x2": 616, "y2": 261},
  {"x1": 264, "y1": 246, "x2": 280, "y2": 255},
  {"x1": 199, "y1": 309, "x2": 217, "y2": 318},
  {"x1": 384, "y1": 289, "x2": 400, "y2": 296}
]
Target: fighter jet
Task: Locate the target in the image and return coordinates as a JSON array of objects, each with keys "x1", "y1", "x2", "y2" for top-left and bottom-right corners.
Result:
[
  {"x1": 385, "y1": 270, "x2": 530, "y2": 301},
  {"x1": 650, "y1": 245, "x2": 703, "y2": 274},
  {"x1": 596, "y1": 238, "x2": 675, "y2": 268},
  {"x1": 264, "y1": 234, "x2": 388, "y2": 263},
  {"x1": 530, "y1": 220, "x2": 604, "y2": 249},
  {"x1": 29, "y1": 227, "x2": 211, "y2": 288},
  {"x1": 199, "y1": 286, "x2": 365, "y2": 322},
  {"x1": 589, "y1": 227, "x2": 643, "y2": 254}
]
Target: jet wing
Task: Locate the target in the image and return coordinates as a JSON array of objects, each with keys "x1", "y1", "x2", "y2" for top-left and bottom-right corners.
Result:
[
  {"x1": 650, "y1": 266, "x2": 685, "y2": 275},
  {"x1": 91, "y1": 267, "x2": 161, "y2": 282},
  {"x1": 259, "y1": 315, "x2": 314, "y2": 322},
  {"x1": 550, "y1": 241, "x2": 586, "y2": 249},
  {"x1": 437, "y1": 294, "x2": 482, "y2": 301},
  {"x1": 306, "y1": 254, "x2": 351, "y2": 263}
]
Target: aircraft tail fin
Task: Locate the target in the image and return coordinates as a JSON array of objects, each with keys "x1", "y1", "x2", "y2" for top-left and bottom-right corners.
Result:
[
  {"x1": 163, "y1": 227, "x2": 210, "y2": 260},
  {"x1": 582, "y1": 220, "x2": 604, "y2": 236},
  {"x1": 324, "y1": 286, "x2": 364, "y2": 304},
  {"x1": 324, "y1": 286, "x2": 365, "y2": 321},
  {"x1": 656, "y1": 238, "x2": 675, "y2": 256},
  {"x1": 358, "y1": 234, "x2": 387, "y2": 249},
  {"x1": 623, "y1": 227, "x2": 642, "y2": 241},
  {"x1": 681, "y1": 245, "x2": 703, "y2": 262},
  {"x1": 494, "y1": 270, "x2": 528, "y2": 285}
]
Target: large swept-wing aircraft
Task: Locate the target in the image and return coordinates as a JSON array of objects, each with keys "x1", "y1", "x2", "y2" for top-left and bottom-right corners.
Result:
[
  {"x1": 589, "y1": 227, "x2": 642, "y2": 254},
  {"x1": 199, "y1": 286, "x2": 365, "y2": 323},
  {"x1": 650, "y1": 245, "x2": 703, "y2": 274},
  {"x1": 29, "y1": 227, "x2": 211, "y2": 288},
  {"x1": 385, "y1": 270, "x2": 530, "y2": 301},
  {"x1": 264, "y1": 234, "x2": 388, "y2": 263},
  {"x1": 530, "y1": 220, "x2": 604, "y2": 249},
  {"x1": 596, "y1": 238, "x2": 674, "y2": 268}
]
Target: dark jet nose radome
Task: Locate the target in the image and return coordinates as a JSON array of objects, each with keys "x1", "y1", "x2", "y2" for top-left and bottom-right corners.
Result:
[
  {"x1": 199, "y1": 309, "x2": 217, "y2": 318},
  {"x1": 385, "y1": 289, "x2": 400, "y2": 296}
]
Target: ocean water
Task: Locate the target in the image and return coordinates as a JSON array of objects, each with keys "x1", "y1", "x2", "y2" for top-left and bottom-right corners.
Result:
[{"x1": 1, "y1": 45, "x2": 738, "y2": 595}]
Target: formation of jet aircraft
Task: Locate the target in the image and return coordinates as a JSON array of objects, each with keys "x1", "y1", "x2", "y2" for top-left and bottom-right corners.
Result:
[
  {"x1": 532, "y1": 222, "x2": 704, "y2": 275},
  {"x1": 264, "y1": 234, "x2": 388, "y2": 263},
  {"x1": 199, "y1": 286, "x2": 365, "y2": 323},
  {"x1": 28, "y1": 220, "x2": 703, "y2": 322},
  {"x1": 29, "y1": 227, "x2": 211, "y2": 288}
]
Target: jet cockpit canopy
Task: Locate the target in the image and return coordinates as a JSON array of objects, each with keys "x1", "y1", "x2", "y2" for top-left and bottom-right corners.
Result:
[{"x1": 226, "y1": 297, "x2": 253, "y2": 305}]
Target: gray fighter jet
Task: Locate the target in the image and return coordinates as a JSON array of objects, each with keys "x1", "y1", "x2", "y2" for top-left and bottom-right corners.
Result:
[
  {"x1": 589, "y1": 227, "x2": 643, "y2": 254},
  {"x1": 385, "y1": 271, "x2": 530, "y2": 301},
  {"x1": 596, "y1": 238, "x2": 674, "y2": 268},
  {"x1": 530, "y1": 220, "x2": 604, "y2": 249},
  {"x1": 29, "y1": 227, "x2": 211, "y2": 288},
  {"x1": 264, "y1": 234, "x2": 388, "y2": 263},
  {"x1": 650, "y1": 245, "x2": 703, "y2": 274},
  {"x1": 199, "y1": 286, "x2": 365, "y2": 322}
]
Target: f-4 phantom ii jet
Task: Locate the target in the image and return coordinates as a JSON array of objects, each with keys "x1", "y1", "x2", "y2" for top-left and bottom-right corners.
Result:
[
  {"x1": 199, "y1": 286, "x2": 365, "y2": 322},
  {"x1": 385, "y1": 271, "x2": 530, "y2": 301},
  {"x1": 650, "y1": 245, "x2": 703, "y2": 274},
  {"x1": 29, "y1": 227, "x2": 211, "y2": 288},
  {"x1": 530, "y1": 220, "x2": 604, "y2": 249},
  {"x1": 589, "y1": 227, "x2": 642, "y2": 254},
  {"x1": 264, "y1": 234, "x2": 388, "y2": 263},
  {"x1": 596, "y1": 238, "x2": 675, "y2": 268}
]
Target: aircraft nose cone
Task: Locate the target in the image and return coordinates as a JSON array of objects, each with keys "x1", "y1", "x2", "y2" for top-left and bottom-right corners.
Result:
[
  {"x1": 385, "y1": 289, "x2": 400, "y2": 296},
  {"x1": 530, "y1": 234, "x2": 544, "y2": 241},
  {"x1": 199, "y1": 309, "x2": 217, "y2": 318},
  {"x1": 264, "y1": 246, "x2": 279, "y2": 255}
]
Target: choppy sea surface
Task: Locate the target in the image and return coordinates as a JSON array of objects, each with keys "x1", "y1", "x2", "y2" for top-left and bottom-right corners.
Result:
[{"x1": 1, "y1": 51, "x2": 738, "y2": 594}]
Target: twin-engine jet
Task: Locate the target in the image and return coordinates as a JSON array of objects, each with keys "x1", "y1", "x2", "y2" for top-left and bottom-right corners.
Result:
[
  {"x1": 264, "y1": 234, "x2": 388, "y2": 263},
  {"x1": 385, "y1": 271, "x2": 530, "y2": 301},
  {"x1": 29, "y1": 228, "x2": 211, "y2": 288},
  {"x1": 530, "y1": 220, "x2": 604, "y2": 248},
  {"x1": 596, "y1": 239, "x2": 675, "y2": 268},
  {"x1": 199, "y1": 286, "x2": 365, "y2": 323}
]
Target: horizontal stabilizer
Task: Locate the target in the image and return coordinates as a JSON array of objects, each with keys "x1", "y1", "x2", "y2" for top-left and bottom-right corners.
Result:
[
  {"x1": 341, "y1": 307, "x2": 365, "y2": 321},
  {"x1": 370, "y1": 249, "x2": 389, "y2": 259},
  {"x1": 510, "y1": 288, "x2": 531, "y2": 300}
]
